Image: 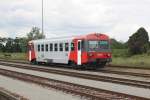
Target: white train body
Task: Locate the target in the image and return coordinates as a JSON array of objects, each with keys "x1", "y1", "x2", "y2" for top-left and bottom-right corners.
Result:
[{"x1": 33, "y1": 37, "x2": 73, "y2": 64}]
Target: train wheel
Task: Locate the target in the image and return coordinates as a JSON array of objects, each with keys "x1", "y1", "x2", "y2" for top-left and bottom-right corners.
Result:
[
  {"x1": 70, "y1": 62, "x2": 78, "y2": 69},
  {"x1": 31, "y1": 59, "x2": 37, "y2": 65},
  {"x1": 70, "y1": 62, "x2": 76, "y2": 68},
  {"x1": 100, "y1": 62, "x2": 106, "y2": 68}
]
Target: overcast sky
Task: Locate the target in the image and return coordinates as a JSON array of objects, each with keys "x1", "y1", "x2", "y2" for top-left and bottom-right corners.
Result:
[{"x1": 0, "y1": 0, "x2": 150, "y2": 41}]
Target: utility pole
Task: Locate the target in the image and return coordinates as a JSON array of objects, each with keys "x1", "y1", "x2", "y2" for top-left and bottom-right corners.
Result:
[{"x1": 42, "y1": 0, "x2": 44, "y2": 35}]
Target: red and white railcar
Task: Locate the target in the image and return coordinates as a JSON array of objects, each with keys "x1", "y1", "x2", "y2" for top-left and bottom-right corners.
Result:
[{"x1": 28, "y1": 33, "x2": 112, "y2": 68}]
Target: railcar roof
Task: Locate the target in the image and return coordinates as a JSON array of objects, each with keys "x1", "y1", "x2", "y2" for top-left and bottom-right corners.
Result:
[
  {"x1": 31, "y1": 37, "x2": 74, "y2": 43},
  {"x1": 29, "y1": 33, "x2": 108, "y2": 43}
]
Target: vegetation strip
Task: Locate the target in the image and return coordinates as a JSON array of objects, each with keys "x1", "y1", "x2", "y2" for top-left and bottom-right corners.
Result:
[
  {"x1": 107, "y1": 64, "x2": 150, "y2": 70},
  {"x1": 0, "y1": 68, "x2": 148, "y2": 100},
  {"x1": 0, "y1": 61, "x2": 150, "y2": 89}
]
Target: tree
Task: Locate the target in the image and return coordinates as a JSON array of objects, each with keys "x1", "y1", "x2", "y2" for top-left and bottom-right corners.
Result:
[
  {"x1": 0, "y1": 37, "x2": 7, "y2": 52},
  {"x1": 12, "y1": 37, "x2": 22, "y2": 52},
  {"x1": 110, "y1": 39, "x2": 127, "y2": 49},
  {"x1": 4, "y1": 38, "x2": 14, "y2": 52},
  {"x1": 18, "y1": 37, "x2": 28, "y2": 52},
  {"x1": 128, "y1": 27, "x2": 149, "y2": 55},
  {"x1": 27, "y1": 27, "x2": 45, "y2": 41},
  {"x1": 0, "y1": 42, "x2": 4, "y2": 52},
  {"x1": 0, "y1": 38, "x2": 3, "y2": 52}
]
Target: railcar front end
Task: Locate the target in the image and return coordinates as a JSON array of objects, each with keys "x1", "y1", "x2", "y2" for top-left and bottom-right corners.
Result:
[{"x1": 69, "y1": 33, "x2": 112, "y2": 68}]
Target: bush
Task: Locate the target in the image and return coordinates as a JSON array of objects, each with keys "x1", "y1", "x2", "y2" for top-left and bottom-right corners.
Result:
[
  {"x1": 147, "y1": 50, "x2": 150, "y2": 55},
  {"x1": 112, "y1": 49, "x2": 130, "y2": 58},
  {"x1": 128, "y1": 27, "x2": 149, "y2": 55}
]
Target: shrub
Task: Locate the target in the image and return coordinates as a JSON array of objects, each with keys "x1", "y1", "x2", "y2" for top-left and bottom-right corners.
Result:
[{"x1": 128, "y1": 27, "x2": 149, "y2": 55}]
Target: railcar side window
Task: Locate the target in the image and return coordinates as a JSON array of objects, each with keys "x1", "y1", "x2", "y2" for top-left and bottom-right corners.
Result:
[
  {"x1": 45, "y1": 44, "x2": 48, "y2": 51},
  {"x1": 71, "y1": 42, "x2": 74, "y2": 51},
  {"x1": 65, "y1": 43, "x2": 69, "y2": 51},
  {"x1": 41, "y1": 44, "x2": 44, "y2": 51},
  {"x1": 50, "y1": 43, "x2": 53, "y2": 51},
  {"x1": 54, "y1": 43, "x2": 58, "y2": 51},
  {"x1": 38, "y1": 45, "x2": 40, "y2": 52},
  {"x1": 78, "y1": 42, "x2": 81, "y2": 50},
  {"x1": 59, "y1": 43, "x2": 63, "y2": 51},
  {"x1": 81, "y1": 41, "x2": 84, "y2": 50}
]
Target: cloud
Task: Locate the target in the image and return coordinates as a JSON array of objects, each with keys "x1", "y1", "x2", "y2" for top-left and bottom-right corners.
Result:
[
  {"x1": 0, "y1": 0, "x2": 150, "y2": 41},
  {"x1": 0, "y1": 30, "x2": 9, "y2": 37}
]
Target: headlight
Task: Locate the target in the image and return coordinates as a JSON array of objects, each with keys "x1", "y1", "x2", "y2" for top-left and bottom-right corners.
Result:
[
  {"x1": 88, "y1": 53, "x2": 93, "y2": 57},
  {"x1": 107, "y1": 53, "x2": 111, "y2": 57}
]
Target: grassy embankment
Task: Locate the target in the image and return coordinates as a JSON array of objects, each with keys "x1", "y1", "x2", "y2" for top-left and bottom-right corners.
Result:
[
  {"x1": 0, "y1": 50, "x2": 150, "y2": 68},
  {"x1": 0, "y1": 52, "x2": 27, "y2": 61},
  {"x1": 111, "y1": 49, "x2": 150, "y2": 68}
]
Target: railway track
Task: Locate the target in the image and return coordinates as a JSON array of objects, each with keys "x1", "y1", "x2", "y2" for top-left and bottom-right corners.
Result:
[
  {"x1": 0, "y1": 61, "x2": 150, "y2": 89},
  {"x1": 99, "y1": 69, "x2": 150, "y2": 78},
  {"x1": 0, "y1": 87, "x2": 27, "y2": 100},
  {"x1": 0, "y1": 59, "x2": 150, "y2": 78},
  {"x1": 0, "y1": 68, "x2": 148, "y2": 100},
  {"x1": 1, "y1": 59, "x2": 150, "y2": 70}
]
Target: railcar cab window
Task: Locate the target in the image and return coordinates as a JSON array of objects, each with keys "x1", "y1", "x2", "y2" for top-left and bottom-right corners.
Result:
[
  {"x1": 50, "y1": 43, "x2": 53, "y2": 51},
  {"x1": 45, "y1": 44, "x2": 48, "y2": 51},
  {"x1": 54, "y1": 43, "x2": 58, "y2": 51},
  {"x1": 71, "y1": 42, "x2": 74, "y2": 51},
  {"x1": 38, "y1": 45, "x2": 40, "y2": 52},
  {"x1": 88, "y1": 40, "x2": 109, "y2": 51},
  {"x1": 99, "y1": 40, "x2": 109, "y2": 49},
  {"x1": 41, "y1": 44, "x2": 44, "y2": 51},
  {"x1": 59, "y1": 43, "x2": 63, "y2": 51},
  {"x1": 88, "y1": 41, "x2": 98, "y2": 51},
  {"x1": 65, "y1": 43, "x2": 69, "y2": 51}
]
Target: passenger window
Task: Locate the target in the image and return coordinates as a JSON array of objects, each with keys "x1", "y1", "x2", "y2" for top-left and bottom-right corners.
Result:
[
  {"x1": 65, "y1": 43, "x2": 69, "y2": 51},
  {"x1": 38, "y1": 45, "x2": 40, "y2": 52},
  {"x1": 41, "y1": 44, "x2": 44, "y2": 51},
  {"x1": 81, "y1": 41, "x2": 84, "y2": 50},
  {"x1": 50, "y1": 43, "x2": 53, "y2": 51},
  {"x1": 54, "y1": 43, "x2": 58, "y2": 51},
  {"x1": 78, "y1": 41, "x2": 81, "y2": 50},
  {"x1": 71, "y1": 42, "x2": 74, "y2": 51},
  {"x1": 59, "y1": 43, "x2": 63, "y2": 51},
  {"x1": 45, "y1": 44, "x2": 48, "y2": 51}
]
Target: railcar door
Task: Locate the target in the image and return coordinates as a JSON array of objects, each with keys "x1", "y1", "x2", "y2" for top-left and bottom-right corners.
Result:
[
  {"x1": 28, "y1": 44, "x2": 32, "y2": 61},
  {"x1": 77, "y1": 40, "x2": 82, "y2": 65},
  {"x1": 28, "y1": 43, "x2": 34, "y2": 61}
]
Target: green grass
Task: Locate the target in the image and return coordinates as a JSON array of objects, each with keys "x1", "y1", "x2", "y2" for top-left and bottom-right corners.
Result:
[
  {"x1": 0, "y1": 52, "x2": 27, "y2": 61},
  {"x1": 112, "y1": 49, "x2": 129, "y2": 57},
  {"x1": 111, "y1": 49, "x2": 150, "y2": 68}
]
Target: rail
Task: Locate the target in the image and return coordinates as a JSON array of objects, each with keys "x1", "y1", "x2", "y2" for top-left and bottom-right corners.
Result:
[
  {"x1": 0, "y1": 87, "x2": 27, "y2": 100},
  {"x1": 0, "y1": 68, "x2": 148, "y2": 100},
  {"x1": 0, "y1": 61, "x2": 150, "y2": 89}
]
